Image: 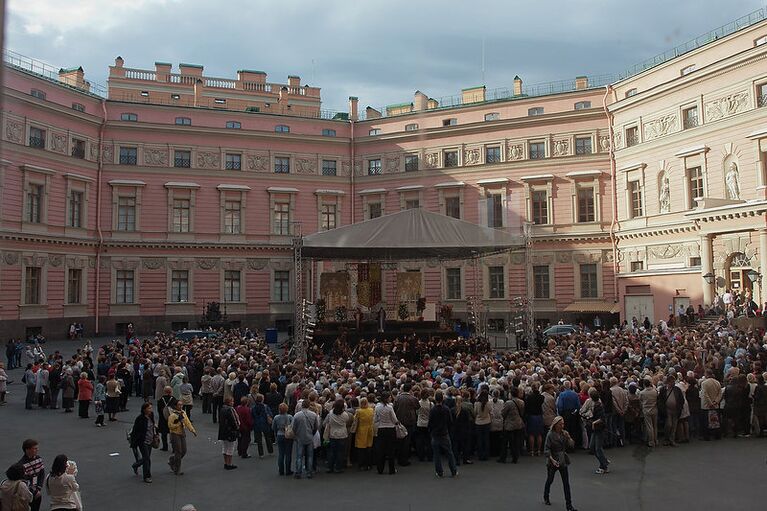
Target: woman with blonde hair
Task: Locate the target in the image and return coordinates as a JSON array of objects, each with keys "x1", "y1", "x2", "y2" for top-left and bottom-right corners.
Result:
[{"x1": 353, "y1": 397, "x2": 375, "y2": 470}]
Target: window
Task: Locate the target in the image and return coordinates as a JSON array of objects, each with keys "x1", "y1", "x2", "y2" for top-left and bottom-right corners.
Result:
[
  {"x1": 683, "y1": 106, "x2": 698, "y2": 129},
  {"x1": 442, "y1": 118, "x2": 457, "y2": 127},
  {"x1": 246, "y1": 106, "x2": 260, "y2": 113},
  {"x1": 446, "y1": 268, "x2": 461, "y2": 300},
  {"x1": 117, "y1": 196, "x2": 136, "y2": 231},
  {"x1": 528, "y1": 107, "x2": 544, "y2": 116},
  {"x1": 531, "y1": 190, "x2": 548, "y2": 224},
  {"x1": 140, "y1": 91, "x2": 149, "y2": 97},
  {"x1": 172, "y1": 199, "x2": 191, "y2": 233},
  {"x1": 273, "y1": 271, "x2": 290, "y2": 302},
  {"x1": 224, "y1": 270, "x2": 241, "y2": 302},
  {"x1": 529, "y1": 141, "x2": 546, "y2": 160},
  {"x1": 175, "y1": 117, "x2": 191, "y2": 126},
  {"x1": 405, "y1": 123, "x2": 419, "y2": 131},
  {"x1": 69, "y1": 191, "x2": 83, "y2": 228},
  {"x1": 444, "y1": 150, "x2": 459, "y2": 168},
  {"x1": 322, "y1": 128, "x2": 337, "y2": 137},
  {"x1": 681, "y1": 64, "x2": 696, "y2": 76},
  {"x1": 405, "y1": 155, "x2": 419, "y2": 172},
  {"x1": 630, "y1": 261, "x2": 644, "y2": 272},
  {"x1": 575, "y1": 136, "x2": 592, "y2": 155},
  {"x1": 321, "y1": 160, "x2": 337, "y2": 176},
  {"x1": 688, "y1": 166, "x2": 704, "y2": 207},
  {"x1": 368, "y1": 202, "x2": 382, "y2": 219},
  {"x1": 67, "y1": 269, "x2": 82, "y2": 304},
  {"x1": 756, "y1": 35, "x2": 767, "y2": 46},
  {"x1": 274, "y1": 157, "x2": 290, "y2": 174},
  {"x1": 625, "y1": 88, "x2": 638, "y2": 98},
  {"x1": 577, "y1": 187, "x2": 595, "y2": 223},
  {"x1": 29, "y1": 127, "x2": 45, "y2": 149},
  {"x1": 487, "y1": 193, "x2": 504, "y2": 228},
  {"x1": 625, "y1": 126, "x2": 639, "y2": 147},
  {"x1": 273, "y1": 202, "x2": 290, "y2": 235},
  {"x1": 26, "y1": 184, "x2": 43, "y2": 223},
  {"x1": 369, "y1": 128, "x2": 381, "y2": 136},
  {"x1": 225, "y1": 153, "x2": 241, "y2": 170},
  {"x1": 24, "y1": 267, "x2": 42, "y2": 305},
  {"x1": 574, "y1": 101, "x2": 591, "y2": 110},
  {"x1": 72, "y1": 103, "x2": 85, "y2": 112},
  {"x1": 31, "y1": 89, "x2": 46, "y2": 100},
  {"x1": 171, "y1": 94, "x2": 181, "y2": 101},
  {"x1": 225, "y1": 120, "x2": 241, "y2": 129},
  {"x1": 214, "y1": 98, "x2": 226, "y2": 104},
  {"x1": 484, "y1": 112, "x2": 500, "y2": 121},
  {"x1": 174, "y1": 150, "x2": 191, "y2": 168},
  {"x1": 120, "y1": 113, "x2": 138, "y2": 121},
  {"x1": 170, "y1": 270, "x2": 189, "y2": 302},
  {"x1": 488, "y1": 266, "x2": 505, "y2": 299},
  {"x1": 445, "y1": 196, "x2": 461, "y2": 219},
  {"x1": 71, "y1": 138, "x2": 86, "y2": 159},
  {"x1": 119, "y1": 147, "x2": 137, "y2": 165},
  {"x1": 115, "y1": 270, "x2": 135, "y2": 304},
  {"x1": 629, "y1": 181, "x2": 643, "y2": 218},
  {"x1": 485, "y1": 146, "x2": 501, "y2": 164},
  {"x1": 533, "y1": 266, "x2": 550, "y2": 299},
  {"x1": 224, "y1": 200, "x2": 241, "y2": 234},
  {"x1": 321, "y1": 204, "x2": 337, "y2": 230},
  {"x1": 580, "y1": 263, "x2": 598, "y2": 298},
  {"x1": 758, "y1": 83, "x2": 767, "y2": 108},
  {"x1": 405, "y1": 198, "x2": 420, "y2": 210},
  {"x1": 368, "y1": 159, "x2": 382, "y2": 175},
  {"x1": 690, "y1": 256, "x2": 702, "y2": 267},
  {"x1": 275, "y1": 124, "x2": 290, "y2": 133}
]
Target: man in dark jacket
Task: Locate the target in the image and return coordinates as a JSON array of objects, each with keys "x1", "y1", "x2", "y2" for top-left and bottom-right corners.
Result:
[
  {"x1": 428, "y1": 391, "x2": 457, "y2": 478},
  {"x1": 218, "y1": 397, "x2": 240, "y2": 470},
  {"x1": 394, "y1": 383, "x2": 419, "y2": 466},
  {"x1": 657, "y1": 374, "x2": 684, "y2": 446}
]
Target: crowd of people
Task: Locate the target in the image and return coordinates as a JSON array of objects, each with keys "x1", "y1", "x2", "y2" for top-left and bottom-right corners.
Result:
[{"x1": 2, "y1": 314, "x2": 767, "y2": 510}]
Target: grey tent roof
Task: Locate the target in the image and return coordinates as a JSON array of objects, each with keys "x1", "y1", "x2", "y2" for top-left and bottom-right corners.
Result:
[{"x1": 302, "y1": 208, "x2": 523, "y2": 260}]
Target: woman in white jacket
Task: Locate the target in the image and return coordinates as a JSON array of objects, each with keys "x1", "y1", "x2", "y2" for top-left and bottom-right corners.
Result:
[{"x1": 46, "y1": 454, "x2": 81, "y2": 510}]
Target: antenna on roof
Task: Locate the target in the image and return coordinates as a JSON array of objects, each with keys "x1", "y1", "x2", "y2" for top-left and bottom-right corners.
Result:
[
  {"x1": 311, "y1": 59, "x2": 316, "y2": 84},
  {"x1": 481, "y1": 37, "x2": 486, "y2": 84}
]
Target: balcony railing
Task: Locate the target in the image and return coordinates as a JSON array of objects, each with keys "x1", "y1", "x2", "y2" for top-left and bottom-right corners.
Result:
[
  {"x1": 758, "y1": 93, "x2": 767, "y2": 108},
  {"x1": 683, "y1": 116, "x2": 699, "y2": 129},
  {"x1": 174, "y1": 157, "x2": 191, "y2": 168},
  {"x1": 119, "y1": 155, "x2": 137, "y2": 165},
  {"x1": 71, "y1": 146, "x2": 85, "y2": 159},
  {"x1": 625, "y1": 133, "x2": 640, "y2": 147},
  {"x1": 225, "y1": 160, "x2": 241, "y2": 170},
  {"x1": 29, "y1": 136, "x2": 45, "y2": 149}
]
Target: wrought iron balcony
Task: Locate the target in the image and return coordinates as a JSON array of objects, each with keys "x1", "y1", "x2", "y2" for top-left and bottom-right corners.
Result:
[
  {"x1": 119, "y1": 155, "x2": 137, "y2": 165},
  {"x1": 29, "y1": 136, "x2": 45, "y2": 149}
]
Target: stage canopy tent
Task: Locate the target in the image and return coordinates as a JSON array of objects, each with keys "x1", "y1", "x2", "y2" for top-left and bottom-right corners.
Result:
[{"x1": 302, "y1": 208, "x2": 524, "y2": 260}]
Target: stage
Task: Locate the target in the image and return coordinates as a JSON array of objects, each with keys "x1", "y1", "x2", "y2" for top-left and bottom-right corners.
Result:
[{"x1": 312, "y1": 319, "x2": 460, "y2": 346}]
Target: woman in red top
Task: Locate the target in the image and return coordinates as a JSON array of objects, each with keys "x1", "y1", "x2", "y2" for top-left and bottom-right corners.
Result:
[
  {"x1": 77, "y1": 372, "x2": 94, "y2": 419},
  {"x1": 235, "y1": 396, "x2": 254, "y2": 458}
]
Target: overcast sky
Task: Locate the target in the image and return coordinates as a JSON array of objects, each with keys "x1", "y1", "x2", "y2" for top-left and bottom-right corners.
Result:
[{"x1": 5, "y1": 0, "x2": 765, "y2": 112}]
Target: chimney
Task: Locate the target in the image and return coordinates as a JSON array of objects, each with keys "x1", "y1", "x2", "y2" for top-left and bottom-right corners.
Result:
[
  {"x1": 288, "y1": 75, "x2": 300, "y2": 89},
  {"x1": 427, "y1": 98, "x2": 439, "y2": 109},
  {"x1": 575, "y1": 76, "x2": 589, "y2": 90},
  {"x1": 58, "y1": 67, "x2": 87, "y2": 90},
  {"x1": 513, "y1": 75, "x2": 523, "y2": 96},
  {"x1": 179, "y1": 63, "x2": 203, "y2": 77},
  {"x1": 349, "y1": 96, "x2": 359, "y2": 121},
  {"x1": 414, "y1": 90, "x2": 428, "y2": 111},
  {"x1": 462, "y1": 85, "x2": 486, "y2": 104},
  {"x1": 110, "y1": 56, "x2": 125, "y2": 79},
  {"x1": 365, "y1": 106, "x2": 381, "y2": 120},
  {"x1": 155, "y1": 62, "x2": 172, "y2": 82},
  {"x1": 193, "y1": 79, "x2": 203, "y2": 107},
  {"x1": 114, "y1": 56, "x2": 124, "y2": 68}
]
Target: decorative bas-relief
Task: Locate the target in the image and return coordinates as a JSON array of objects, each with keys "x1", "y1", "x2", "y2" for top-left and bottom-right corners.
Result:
[
  {"x1": 508, "y1": 144, "x2": 524, "y2": 161},
  {"x1": 141, "y1": 258, "x2": 166, "y2": 270},
  {"x1": 197, "y1": 151, "x2": 220, "y2": 169},
  {"x1": 643, "y1": 114, "x2": 677, "y2": 141},
  {"x1": 648, "y1": 244, "x2": 685, "y2": 260},
  {"x1": 553, "y1": 139, "x2": 569, "y2": 157},
  {"x1": 102, "y1": 145, "x2": 113, "y2": 164},
  {"x1": 5, "y1": 119, "x2": 23, "y2": 143},
  {"x1": 51, "y1": 133, "x2": 67, "y2": 153},
  {"x1": 464, "y1": 148, "x2": 481, "y2": 165},
  {"x1": 246, "y1": 153, "x2": 269, "y2": 172},
  {"x1": 339, "y1": 161, "x2": 351, "y2": 177},
  {"x1": 705, "y1": 91, "x2": 749, "y2": 121},
  {"x1": 247, "y1": 258, "x2": 269, "y2": 270},
  {"x1": 3, "y1": 252, "x2": 20, "y2": 266},
  {"x1": 599, "y1": 135, "x2": 610, "y2": 153},
  {"x1": 425, "y1": 153, "x2": 439, "y2": 168},
  {"x1": 196, "y1": 258, "x2": 219, "y2": 270},
  {"x1": 295, "y1": 158, "x2": 316, "y2": 174},
  {"x1": 144, "y1": 148, "x2": 168, "y2": 166},
  {"x1": 89, "y1": 145, "x2": 99, "y2": 160},
  {"x1": 385, "y1": 156, "x2": 400, "y2": 173},
  {"x1": 48, "y1": 254, "x2": 64, "y2": 267}
]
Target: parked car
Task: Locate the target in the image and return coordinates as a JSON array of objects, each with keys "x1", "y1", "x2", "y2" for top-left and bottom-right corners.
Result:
[
  {"x1": 174, "y1": 330, "x2": 220, "y2": 341},
  {"x1": 542, "y1": 324, "x2": 578, "y2": 337}
]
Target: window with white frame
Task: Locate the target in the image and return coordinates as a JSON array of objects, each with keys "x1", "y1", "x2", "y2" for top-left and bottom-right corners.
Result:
[
  {"x1": 274, "y1": 157, "x2": 290, "y2": 174},
  {"x1": 688, "y1": 166, "x2": 704, "y2": 208},
  {"x1": 26, "y1": 183, "x2": 44, "y2": 223},
  {"x1": 405, "y1": 155, "x2": 419, "y2": 172},
  {"x1": 446, "y1": 268, "x2": 461, "y2": 299},
  {"x1": 174, "y1": 150, "x2": 191, "y2": 168},
  {"x1": 119, "y1": 147, "x2": 138, "y2": 165},
  {"x1": 120, "y1": 112, "x2": 138, "y2": 121},
  {"x1": 442, "y1": 118, "x2": 457, "y2": 127},
  {"x1": 444, "y1": 150, "x2": 459, "y2": 168},
  {"x1": 175, "y1": 117, "x2": 191, "y2": 126},
  {"x1": 405, "y1": 198, "x2": 420, "y2": 210},
  {"x1": 275, "y1": 124, "x2": 290, "y2": 133},
  {"x1": 224, "y1": 200, "x2": 242, "y2": 234},
  {"x1": 405, "y1": 123, "x2": 419, "y2": 131},
  {"x1": 322, "y1": 160, "x2": 337, "y2": 176},
  {"x1": 577, "y1": 187, "x2": 595, "y2": 223},
  {"x1": 579, "y1": 263, "x2": 598, "y2": 298},
  {"x1": 224, "y1": 270, "x2": 241, "y2": 302},
  {"x1": 71, "y1": 138, "x2": 86, "y2": 159},
  {"x1": 485, "y1": 146, "x2": 501, "y2": 163},
  {"x1": 533, "y1": 265, "x2": 550, "y2": 298},
  {"x1": 172, "y1": 198, "x2": 191, "y2": 233},
  {"x1": 445, "y1": 196, "x2": 461, "y2": 219},
  {"x1": 69, "y1": 190, "x2": 84, "y2": 228},
  {"x1": 117, "y1": 196, "x2": 136, "y2": 231},
  {"x1": 29, "y1": 127, "x2": 45, "y2": 149},
  {"x1": 488, "y1": 266, "x2": 505, "y2": 299},
  {"x1": 24, "y1": 267, "x2": 42, "y2": 305},
  {"x1": 369, "y1": 128, "x2": 381, "y2": 136},
  {"x1": 574, "y1": 101, "x2": 591, "y2": 110},
  {"x1": 225, "y1": 153, "x2": 241, "y2": 170},
  {"x1": 528, "y1": 107, "x2": 544, "y2": 116},
  {"x1": 368, "y1": 159, "x2": 382, "y2": 175},
  {"x1": 529, "y1": 141, "x2": 546, "y2": 160},
  {"x1": 683, "y1": 105, "x2": 698, "y2": 129},
  {"x1": 273, "y1": 271, "x2": 290, "y2": 301},
  {"x1": 368, "y1": 201, "x2": 382, "y2": 219},
  {"x1": 321, "y1": 203, "x2": 337, "y2": 230},
  {"x1": 170, "y1": 270, "x2": 189, "y2": 302},
  {"x1": 484, "y1": 112, "x2": 500, "y2": 121},
  {"x1": 115, "y1": 270, "x2": 135, "y2": 304},
  {"x1": 486, "y1": 192, "x2": 504, "y2": 228},
  {"x1": 758, "y1": 82, "x2": 767, "y2": 107},
  {"x1": 322, "y1": 128, "x2": 337, "y2": 137},
  {"x1": 575, "y1": 136, "x2": 592, "y2": 155},
  {"x1": 625, "y1": 126, "x2": 639, "y2": 147},
  {"x1": 67, "y1": 269, "x2": 82, "y2": 304},
  {"x1": 31, "y1": 89, "x2": 46, "y2": 100},
  {"x1": 531, "y1": 190, "x2": 549, "y2": 224},
  {"x1": 225, "y1": 120, "x2": 241, "y2": 129},
  {"x1": 629, "y1": 180, "x2": 643, "y2": 218},
  {"x1": 273, "y1": 201, "x2": 290, "y2": 235}
]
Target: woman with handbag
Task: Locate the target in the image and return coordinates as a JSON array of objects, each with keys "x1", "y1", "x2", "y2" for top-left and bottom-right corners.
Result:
[
  {"x1": 588, "y1": 389, "x2": 610, "y2": 474},
  {"x1": 130, "y1": 402, "x2": 157, "y2": 483},
  {"x1": 353, "y1": 397, "x2": 375, "y2": 470},
  {"x1": 272, "y1": 403, "x2": 294, "y2": 475},
  {"x1": 543, "y1": 416, "x2": 577, "y2": 511},
  {"x1": 374, "y1": 392, "x2": 398, "y2": 475},
  {"x1": 323, "y1": 399, "x2": 352, "y2": 473}
]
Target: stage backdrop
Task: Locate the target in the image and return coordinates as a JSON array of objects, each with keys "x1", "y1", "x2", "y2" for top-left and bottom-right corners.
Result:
[
  {"x1": 357, "y1": 263, "x2": 381, "y2": 308},
  {"x1": 320, "y1": 272, "x2": 350, "y2": 311},
  {"x1": 396, "y1": 271, "x2": 422, "y2": 302}
]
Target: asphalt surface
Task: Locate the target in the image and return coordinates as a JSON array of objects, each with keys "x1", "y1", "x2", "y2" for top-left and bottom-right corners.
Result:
[{"x1": 0, "y1": 340, "x2": 764, "y2": 511}]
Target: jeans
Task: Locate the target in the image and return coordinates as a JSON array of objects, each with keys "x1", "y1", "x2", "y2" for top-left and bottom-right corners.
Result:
[
  {"x1": 431, "y1": 435, "x2": 457, "y2": 476},
  {"x1": 202, "y1": 393, "x2": 212, "y2": 414},
  {"x1": 415, "y1": 426, "x2": 432, "y2": 461},
  {"x1": 237, "y1": 429, "x2": 251, "y2": 457},
  {"x1": 25, "y1": 387, "x2": 36, "y2": 409},
  {"x1": 376, "y1": 428, "x2": 397, "y2": 474},
  {"x1": 613, "y1": 414, "x2": 625, "y2": 445},
  {"x1": 276, "y1": 436, "x2": 293, "y2": 474},
  {"x1": 327, "y1": 438, "x2": 346, "y2": 472},
  {"x1": 544, "y1": 464, "x2": 572, "y2": 508},
  {"x1": 475, "y1": 423, "x2": 490, "y2": 460},
  {"x1": 211, "y1": 395, "x2": 223, "y2": 423},
  {"x1": 295, "y1": 442, "x2": 314, "y2": 477},
  {"x1": 589, "y1": 430, "x2": 608, "y2": 470},
  {"x1": 132, "y1": 443, "x2": 152, "y2": 479},
  {"x1": 498, "y1": 429, "x2": 523, "y2": 462},
  {"x1": 169, "y1": 433, "x2": 187, "y2": 473}
]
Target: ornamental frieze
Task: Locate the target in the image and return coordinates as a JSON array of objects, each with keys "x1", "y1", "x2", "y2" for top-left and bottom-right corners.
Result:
[
  {"x1": 424, "y1": 153, "x2": 439, "y2": 168},
  {"x1": 463, "y1": 148, "x2": 481, "y2": 166},
  {"x1": 385, "y1": 156, "x2": 400, "y2": 173},
  {"x1": 270, "y1": 259, "x2": 292, "y2": 271},
  {"x1": 5, "y1": 119, "x2": 23, "y2": 143},
  {"x1": 648, "y1": 244, "x2": 684, "y2": 260},
  {"x1": 246, "y1": 153, "x2": 269, "y2": 172},
  {"x1": 552, "y1": 139, "x2": 569, "y2": 157},
  {"x1": 197, "y1": 151, "x2": 220, "y2": 169},
  {"x1": 507, "y1": 144, "x2": 524, "y2": 161},
  {"x1": 196, "y1": 258, "x2": 219, "y2": 270},
  {"x1": 705, "y1": 91, "x2": 749, "y2": 122},
  {"x1": 2, "y1": 252, "x2": 20, "y2": 266},
  {"x1": 599, "y1": 135, "x2": 610, "y2": 153},
  {"x1": 556, "y1": 251, "x2": 573, "y2": 264},
  {"x1": 143, "y1": 148, "x2": 168, "y2": 166},
  {"x1": 141, "y1": 257, "x2": 166, "y2": 270},
  {"x1": 643, "y1": 114, "x2": 677, "y2": 141},
  {"x1": 102, "y1": 145, "x2": 113, "y2": 164},
  {"x1": 48, "y1": 254, "x2": 64, "y2": 267},
  {"x1": 247, "y1": 258, "x2": 269, "y2": 270},
  {"x1": 23, "y1": 254, "x2": 48, "y2": 267},
  {"x1": 66, "y1": 256, "x2": 88, "y2": 269},
  {"x1": 51, "y1": 133, "x2": 67, "y2": 154},
  {"x1": 295, "y1": 158, "x2": 316, "y2": 174},
  {"x1": 510, "y1": 253, "x2": 525, "y2": 265},
  {"x1": 89, "y1": 144, "x2": 99, "y2": 160},
  {"x1": 573, "y1": 252, "x2": 601, "y2": 264}
]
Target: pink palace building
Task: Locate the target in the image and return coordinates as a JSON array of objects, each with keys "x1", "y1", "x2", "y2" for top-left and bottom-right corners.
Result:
[{"x1": 1, "y1": 9, "x2": 766, "y2": 339}]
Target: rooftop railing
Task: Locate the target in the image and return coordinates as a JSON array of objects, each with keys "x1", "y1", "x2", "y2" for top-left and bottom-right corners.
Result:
[{"x1": 3, "y1": 48, "x2": 107, "y2": 97}]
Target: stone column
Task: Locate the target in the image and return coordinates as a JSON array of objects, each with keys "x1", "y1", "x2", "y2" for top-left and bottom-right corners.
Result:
[
  {"x1": 760, "y1": 229, "x2": 767, "y2": 307},
  {"x1": 700, "y1": 234, "x2": 714, "y2": 305}
]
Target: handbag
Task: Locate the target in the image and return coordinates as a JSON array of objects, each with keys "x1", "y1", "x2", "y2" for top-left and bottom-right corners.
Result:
[
  {"x1": 151, "y1": 434, "x2": 160, "y2": 449},
  {"x1": 707, "y1": 409, "x2": 721, "y2": 429},
  {"x1": 395, "y1": 423, "x2": 408, "y2": 440},
  {"x1": 350, "y1": 414, "x2": 359, "y2": 434},
  {"x1": 285, "y1": 421, "x2": 295, "y2": 439},
  {"x1": 312, "y1": 430, "x2": 321, "y2": 449}
]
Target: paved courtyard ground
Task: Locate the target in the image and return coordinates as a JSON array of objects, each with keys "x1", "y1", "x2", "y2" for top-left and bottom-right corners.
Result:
[{"x1": 1, "y1": 340, "x2": 764, "y2": 511}]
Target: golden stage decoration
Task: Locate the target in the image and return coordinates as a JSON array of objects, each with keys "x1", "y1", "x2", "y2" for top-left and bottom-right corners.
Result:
[
  {"x1": 320, "y1": 272, "x2": 350, "y2": 311},
  {"x1": 396, "y1": 271, "x2": 421, "y2": 302}
]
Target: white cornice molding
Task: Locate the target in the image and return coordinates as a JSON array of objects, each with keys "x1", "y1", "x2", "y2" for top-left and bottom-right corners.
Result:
[
  {"x1": 63, "y1": 172, "x2": 95, "y2": 182},
  {"x1": 434, "y1": 181, "x2": 466, "y2": 188},
  {"x1": 108, "y1": 179, "x2": 146, "y2": 186},
  {"x1": 266, "y1": 186, "x2": 299, "y2": 193},
  {"x1": 216, "y1": 184, "x2": 251, "y2": 191},
  {"x1": 314, "y1": 189, "x2": 346, "y2": 195},
  {"x1": 164, "y1": 181, "x2": 201, "y2": 188},
  {"x1": 476, "y1": 177, "x2": 510, "y2": 185},
  {"x1": 617, "y1": 162, "x2": 646, "y2": 173},
  {"x1": 358, "y1": 188, "x2": 387, "y2": 195},
  {"x1": 565, "y1": 170, "x2": 603, "y2": 178},
  {"x1": 21, "y1": 164, "x2": 56, "y2": 175},
  {"x1": 520, "y1": 173, "x2": 555, "y2": 181},
  {"x1": 747, "y1": 127, "x2": 767, "y2": 139},
  {"x1": 395, "y1": 184, "x2": 424, "y2": 191},
  {"x1": 674, "y1": 144, "x2": 709, "y2": 158}
]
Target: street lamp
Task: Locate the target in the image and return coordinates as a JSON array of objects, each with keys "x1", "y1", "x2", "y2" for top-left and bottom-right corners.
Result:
[{"x1": 702, "y1": 272, "x2": 715, "y2": 285}]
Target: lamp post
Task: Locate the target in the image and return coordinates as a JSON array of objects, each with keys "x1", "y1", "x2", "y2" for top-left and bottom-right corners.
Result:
[{"x1": 702, "y1": 272, "x2": 715, "y2": 285}]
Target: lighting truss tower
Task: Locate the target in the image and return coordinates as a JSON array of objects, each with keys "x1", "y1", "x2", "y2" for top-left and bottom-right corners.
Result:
[
  {"x1": 523, "y1": 222, "x2": 535, "y2": 341},
  {"x1": 292, "y1": 233, "x2": 305, "y2": 360}
]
